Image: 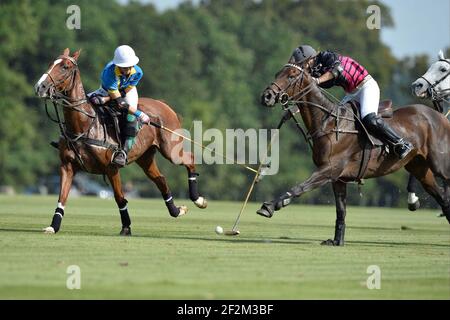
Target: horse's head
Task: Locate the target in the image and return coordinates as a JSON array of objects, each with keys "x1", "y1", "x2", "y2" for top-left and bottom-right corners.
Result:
[
  {"x1": 261, "y1": 60, "x2": 314, "y2": 108},
  {"x1": 411, "y1": 50, "x2": 450, "y2": 99},
  {"x1": 35, "y1": 48, "x2": 81, "y2": 98}
]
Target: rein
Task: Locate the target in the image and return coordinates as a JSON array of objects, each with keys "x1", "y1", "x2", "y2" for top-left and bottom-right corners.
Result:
[{"x1": 272, "y1": 64, "x2": 358, "y2": 147}]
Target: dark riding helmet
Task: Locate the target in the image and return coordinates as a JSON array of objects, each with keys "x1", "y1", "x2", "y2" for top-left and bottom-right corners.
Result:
[{"x1": 290, "y1": 45, "x2": 317, "y2": 64}]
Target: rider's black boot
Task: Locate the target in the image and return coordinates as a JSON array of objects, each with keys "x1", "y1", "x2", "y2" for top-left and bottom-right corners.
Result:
[
  {"x1": 112, "y1": 115, "x2": 137, "y2": 167},
  {"x1": 362, "y1": 112, "x2": 413, "y2": 159}
]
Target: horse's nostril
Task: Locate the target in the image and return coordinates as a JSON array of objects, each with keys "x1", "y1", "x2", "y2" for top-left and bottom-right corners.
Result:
[{"x1": 416, "y1": 83, "x2": 423, "y2": 89}]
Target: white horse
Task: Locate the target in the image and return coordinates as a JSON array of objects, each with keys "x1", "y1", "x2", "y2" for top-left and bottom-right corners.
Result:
[
  {"x1": 408, "y1": 50, "x2": 450, "y2": 213},
  {"x1": 412, "y1": 50, "x2": 450, "y2": 113}
]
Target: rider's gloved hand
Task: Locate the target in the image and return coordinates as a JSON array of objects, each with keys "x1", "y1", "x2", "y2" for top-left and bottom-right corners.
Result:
[
  {"x1": 90, "y1": 95, "x2": 104, "y2": 105},
  {"x1": 116, "y1": 97, "x2": 130, "y2": 111},
  {"x1": 134, "y1": 110, "x2": 150, "y2": 124}
]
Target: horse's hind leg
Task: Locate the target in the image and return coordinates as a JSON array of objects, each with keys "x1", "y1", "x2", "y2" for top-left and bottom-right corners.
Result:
[
  {"x1": 159, "y1": 140, "x2": 207, "y2": 209},
  {"x1": 407, "y1": 174, "x2": 420, "y2": 211},
  {"x1": 137, "y1": 148, "x2": 187, "y2": 218},
  {"x1": 407, "y1": 165, "x2": 450, "y2": 223},
  {"x1": 44, "y1": 162, "x2": 75, "y2": 234},
  {"x1": 106, "y1": 168, "x2": 132, "y2": 236},
  {"x1": 182, "y1": 151, "x2": 207, "y2": 209}
]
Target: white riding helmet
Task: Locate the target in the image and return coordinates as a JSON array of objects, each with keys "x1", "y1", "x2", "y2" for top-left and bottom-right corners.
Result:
[{"x1": 113, "y1": 45, "x2": 139, "y2": 67}]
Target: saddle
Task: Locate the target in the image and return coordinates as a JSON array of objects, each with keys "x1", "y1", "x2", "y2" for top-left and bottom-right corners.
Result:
[
  {"x1": 347, "y1": 99, "x2": 394, "y2": 182},
  {"x1": 95, "y1": 104, "x2": 125, "y2": 148},
  {"x1": 348, "y1": 99, "x2": 394, "y2": 147}
]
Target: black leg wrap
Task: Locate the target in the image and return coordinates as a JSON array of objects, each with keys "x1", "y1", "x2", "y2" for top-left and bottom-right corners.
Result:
[
  {"x1": 164, "y1": 193, "x2": 180, "y2": 217},
  {"x1": 407, "y1": 175, "x2": 418, "y2": 193},
  {"x1": 334, "y1": 221, "x2": 346, "y2": 246},
  {"x1": 257, "y1": 192, "x2": 292, "y2": 218},
  {"x1": 51, "y1": 207, "x2": 64, "y2": 233},
  {"x1": 274, "y1": 192, "x2": 293, "y2": 210},
  {"x1": 188, "y1": 172, "x2": 200, "y2": 201},
  {"x1": 119, "y1": 208, "x2": 131, "y2": 228}
]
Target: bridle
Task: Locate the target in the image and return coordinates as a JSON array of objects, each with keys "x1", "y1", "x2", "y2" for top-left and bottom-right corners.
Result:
[
  {"x1": 420, "y1": 59, "x2": 450, "y2": 102},
  {"x1": 44, "y1": 56, "x2": 92, "y2": 116},
  {"x1": 268, "y1": 63, "x2": 359, "y2": 150},
  {"x1": 270, "y1": 63, "x2": 314, "y2": 106},
  {"x1": 42, "y1": 56, "x2": 96, "y2": 172},
  {"x1": 271, "y1": 63, "x2": 352, "y2": 118}
]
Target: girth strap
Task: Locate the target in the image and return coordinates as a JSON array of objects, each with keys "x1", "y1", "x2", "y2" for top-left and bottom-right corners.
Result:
[
  {"x1": 80, "y1": 137, "x2": 119, "y2": 150},
  {"x1": 356, "y1": 143, "x2": 372, "y2": 183}
]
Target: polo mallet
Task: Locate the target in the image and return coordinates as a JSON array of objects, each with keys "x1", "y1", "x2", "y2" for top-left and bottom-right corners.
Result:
[
  {"x1": 147, "y1": 120, "x2": 258, "y2": 174},
  {"x1": 224, "y1": 109, "x2": 293, "y2": 236},
  {"x1": 445, "y1": 109, "x2": 450, "y2": 118}
]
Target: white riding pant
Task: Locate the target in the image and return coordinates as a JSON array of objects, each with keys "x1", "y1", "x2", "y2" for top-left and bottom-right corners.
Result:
[
  {"x1": 340, "y1": 78, "x2": 380, "y2": 119},
  {"x1": 88, "y1": 87, "x2": 139, "y2": 109}
]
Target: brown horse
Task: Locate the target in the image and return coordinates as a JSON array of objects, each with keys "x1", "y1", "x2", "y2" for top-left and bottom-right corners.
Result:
[
  {"x1": 257, "y1": 62, "x2": 450, "y2": 246},
  {"x1": 34, "y1": 48, "x2": 207, "y2": 235}
]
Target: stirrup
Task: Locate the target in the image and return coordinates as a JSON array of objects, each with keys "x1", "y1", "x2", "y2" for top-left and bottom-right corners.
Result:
[
  {"x1": 111, "y1": 150, "x2": 127, "y2": 167},
  {"x1": 393, "y1": 139, "x2": 413, "y2": 159}
]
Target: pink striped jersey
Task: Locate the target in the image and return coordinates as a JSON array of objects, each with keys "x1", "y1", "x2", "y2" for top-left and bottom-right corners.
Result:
[
  {"x1": 314, "y1": 51, "x2": 369, "y2": 93},
  {"x1": 338, "y1": 55, "x2": 369, "y2": 93}
]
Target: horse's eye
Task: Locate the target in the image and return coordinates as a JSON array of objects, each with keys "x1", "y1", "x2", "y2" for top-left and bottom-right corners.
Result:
[
  {"x1": 62, "y1": 64, "x2": 69, "y2": 70},
  {"x1": 288, "y1": 74, "x2": 296, "y2": 80},
  {"x1": 440, "y1": 67, "x2": 447, "y2": 72}
]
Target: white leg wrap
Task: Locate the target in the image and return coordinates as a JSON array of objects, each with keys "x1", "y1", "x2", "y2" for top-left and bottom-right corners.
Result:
[
  {"x1": 194, "y1": 196, "x2": 208, "y2": 209},
  {"x1": 43, "y1": 226, "x2": 55, "y2": 234},
  {"x1": 408, "y1": 192, "x2": 419, "y2": 204}
]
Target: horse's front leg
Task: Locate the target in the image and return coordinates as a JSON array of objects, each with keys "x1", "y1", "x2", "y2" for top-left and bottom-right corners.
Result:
[
  {"x1": 43, "y1": 162, "x2": 75, "y2": 234},
  {"x1": 321, "y1": 181, "x2": 347, "y2": 246},
  {"x1": 106, "y1": 168, "x2": 131, "y2": 236},
  {"x1": 257, "y1": 166, "x2": 335, "y2": 218},
  {"x1": 407, "y1": 174, "x2": 420, "y2": 211}
]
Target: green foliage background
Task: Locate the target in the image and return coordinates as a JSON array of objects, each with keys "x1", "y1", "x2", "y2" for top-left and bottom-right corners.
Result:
[{"x1": 0, "y1": 0, "x2": 447, "y2": 207}]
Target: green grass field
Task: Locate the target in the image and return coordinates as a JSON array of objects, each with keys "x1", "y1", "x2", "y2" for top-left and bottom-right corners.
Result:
[{"x1": 0, "y1": 195, "x2": 448, "y2": 299}]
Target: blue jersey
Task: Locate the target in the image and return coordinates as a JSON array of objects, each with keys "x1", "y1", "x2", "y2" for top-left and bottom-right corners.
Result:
[{"x1": 101, "y1": 61, "x2": 143, "y2": 94}]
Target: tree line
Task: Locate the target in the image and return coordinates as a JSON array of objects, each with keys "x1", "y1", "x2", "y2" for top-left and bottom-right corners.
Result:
[{"x1": 0, "y1": 0, "x2": 446, "y2": 207}]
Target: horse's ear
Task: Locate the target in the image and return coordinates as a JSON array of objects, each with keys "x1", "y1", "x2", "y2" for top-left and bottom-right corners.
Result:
[
  {"x1": 62, "y1": 48, "x2": 70, "y2": 56},
  {"x1": 438, "y1": 50, "x2": 445, "y2": 60},
  {"x1": 72, "y1": 49, "x2": 82, "y2": 61}
]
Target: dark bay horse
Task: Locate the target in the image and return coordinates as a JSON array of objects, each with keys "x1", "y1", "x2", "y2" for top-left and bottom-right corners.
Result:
[
  {"x1": 35, "y1": 49, "x2": 207, "y2": 235},
  {"x1": 258, "y1": 62, "x2": 450, "y2": 246}
]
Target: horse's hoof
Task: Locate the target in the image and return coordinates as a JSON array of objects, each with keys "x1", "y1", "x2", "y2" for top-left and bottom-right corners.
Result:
[
  {"x1": 256, "y1": 202, "x2": 274, "y2": 218},
  {"x1": 120, "y1": 227, "x2": 132, "y2": 236},
  {"x1": 408, "y1": 200, "x2": 420, "y2": 211},
  {"x1": 43, "y1": 226, "x2": 55, "y2": 234},
  {"x1": 321, "y1": 239, "x2": 337, "y2": 246},
  {"x1": 177, "y1": 206, "x2": 188, "y2": 217},
  {"x1": 194, "y1": 196, "x2": 208, "y2": 209},
  {"x1": 256, "y1": 208, "x2": 272, "y2": 218}
]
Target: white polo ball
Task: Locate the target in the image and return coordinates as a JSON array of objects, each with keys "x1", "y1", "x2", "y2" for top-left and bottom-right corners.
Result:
[{"x1": 215, "y1": 225, "x2": 223, "y2": 235}]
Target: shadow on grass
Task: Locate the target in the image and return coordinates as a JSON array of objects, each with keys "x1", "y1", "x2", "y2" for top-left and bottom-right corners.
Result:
[
  {"x1": 0, "y1": 228, "x2": 45, "y2": 233},
  {"x1": 1, "y1": 227, "x2": 448, "y2": 248}
]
